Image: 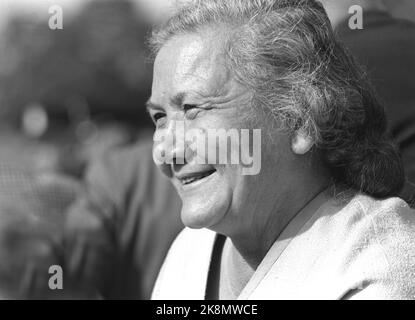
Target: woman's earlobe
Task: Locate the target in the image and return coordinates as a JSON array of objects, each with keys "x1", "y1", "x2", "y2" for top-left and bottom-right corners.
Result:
[{"x1": 291, "y1": 131, "x2": 314, "y2": 155}]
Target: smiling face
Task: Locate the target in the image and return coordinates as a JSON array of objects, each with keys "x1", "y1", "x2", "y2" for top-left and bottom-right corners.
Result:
[{"x1": 148, "y1": 32, "x2": 298, "y2": 236}]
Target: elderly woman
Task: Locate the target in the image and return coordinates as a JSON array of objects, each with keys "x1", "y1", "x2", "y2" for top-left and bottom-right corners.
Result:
[{"x1": 147, "y1": 0, "x2": 415, "y2": 299}]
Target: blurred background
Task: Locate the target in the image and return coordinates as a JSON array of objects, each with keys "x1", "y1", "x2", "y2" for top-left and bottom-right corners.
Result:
[
  {"x1": 0, "y1": 0, "x2": 159, "y2": 177},
  {"x1": 0, "y1": 0, "x2": 164, "y2": 299}
]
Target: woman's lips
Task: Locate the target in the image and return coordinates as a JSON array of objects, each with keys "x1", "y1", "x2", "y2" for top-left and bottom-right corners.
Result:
[{"x1": 175, "y1": 168, "x2": 217, "y2": 186}]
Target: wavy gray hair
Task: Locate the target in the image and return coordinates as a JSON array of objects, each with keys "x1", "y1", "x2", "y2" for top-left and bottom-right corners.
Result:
[{"x1": 150, "y1": 0, "x2": 404, "y2": 198}]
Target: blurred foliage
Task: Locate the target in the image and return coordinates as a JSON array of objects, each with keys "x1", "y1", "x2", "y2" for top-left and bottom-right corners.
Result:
[{"x1": 0, "y1": 0, "x2": 153, "y2": 128}]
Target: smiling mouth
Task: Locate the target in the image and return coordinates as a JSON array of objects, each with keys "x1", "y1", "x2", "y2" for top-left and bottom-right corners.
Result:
[{"x1": 177, "y1": 169, "x2": 216, "y2": 185}]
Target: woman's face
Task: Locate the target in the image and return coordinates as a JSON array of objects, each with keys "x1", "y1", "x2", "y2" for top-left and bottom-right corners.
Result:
[{"x1": 149, "y1": 33, "x2": 296, "y2": 235}]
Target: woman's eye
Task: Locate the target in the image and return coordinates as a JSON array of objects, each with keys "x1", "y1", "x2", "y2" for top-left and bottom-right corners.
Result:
[
  {"x1": 183, "y1": 104, "x2": 197, "y2": 112},
  {"x1": 152, "y1": 112, "x2": 166, "y2": 124},
  {"x1": 183, "y1": 104, "x2": 200, "y2": 119}
]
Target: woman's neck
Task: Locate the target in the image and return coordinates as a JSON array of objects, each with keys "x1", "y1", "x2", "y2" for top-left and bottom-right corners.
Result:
[
  {"x1": 219, "y1": 238, "x2": 254, "y2": 299},
  {"x1": 227, "y1": 180, "x2": 331, "y2": 270}
]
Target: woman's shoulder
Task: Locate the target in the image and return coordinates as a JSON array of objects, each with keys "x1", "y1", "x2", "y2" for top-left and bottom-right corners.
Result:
[
  {"x1": 178, "y1": 226, "x2": 215, "y2": 239},
  {"x1": 167, "y1": 227, "x2": 217, "y2": 258},
  {"x1": 328, "y1": 194, "x2": 415, "y2": 253},
  {"x1": 255, "y1": 194, "x2": 415, "y2": 299},
  {"x1": 151, "y1": 228, "x2": 217, "y2": 300},
  {"x1": 329, "y1": 194, "x2": 415, "y2": 298},
  {"x1": 347, "y1": 194, "x2": 415, "y2": 235}
]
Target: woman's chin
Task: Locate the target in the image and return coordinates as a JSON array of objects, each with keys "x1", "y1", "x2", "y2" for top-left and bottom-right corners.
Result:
[{"x1": 180, "y1": 194, "x2": 231, "y2": 230}]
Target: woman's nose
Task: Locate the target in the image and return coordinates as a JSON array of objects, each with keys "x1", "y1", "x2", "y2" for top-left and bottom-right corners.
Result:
[{"x1": 153, "y1": 120, "x2": 187, "y2": 171}]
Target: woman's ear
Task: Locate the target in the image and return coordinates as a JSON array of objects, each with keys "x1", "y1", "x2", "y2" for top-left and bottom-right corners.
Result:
[{"x1": 291, "y1": 131, "x2": 314, "y2": 155}]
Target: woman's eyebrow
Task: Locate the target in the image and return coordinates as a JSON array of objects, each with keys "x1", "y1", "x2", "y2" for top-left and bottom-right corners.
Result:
[
  {"x1": 171, "y1": 92, "x2": 214, "y2": 107},
  {"x1": 146, "y1": 92, "x2": 211, "y2": 114}
]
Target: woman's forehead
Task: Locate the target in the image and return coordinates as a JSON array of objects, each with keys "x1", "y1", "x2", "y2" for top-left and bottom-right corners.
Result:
[{"x1": 153, "y1": 34, "x2": 233, "y2": 100}]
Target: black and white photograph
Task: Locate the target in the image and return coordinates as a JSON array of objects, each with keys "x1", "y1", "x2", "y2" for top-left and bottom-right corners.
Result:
[{"x1": 0, "y1": 0, "x2": 414, "y2": 305}]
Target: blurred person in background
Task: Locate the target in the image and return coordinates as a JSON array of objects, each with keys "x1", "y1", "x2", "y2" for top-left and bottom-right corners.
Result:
[
  {"x1": 64, "y1": 142, "x2": 183, "y2": 299},
  {"x1": 0, "y1": 164, "x2": 82, "y2": 299},
  {"x1": 320, "y1": 0, "x2": 415, "y2": 201},
  {"x1": 61, "y1": 0, "x2": 185, "y2": 300}
]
